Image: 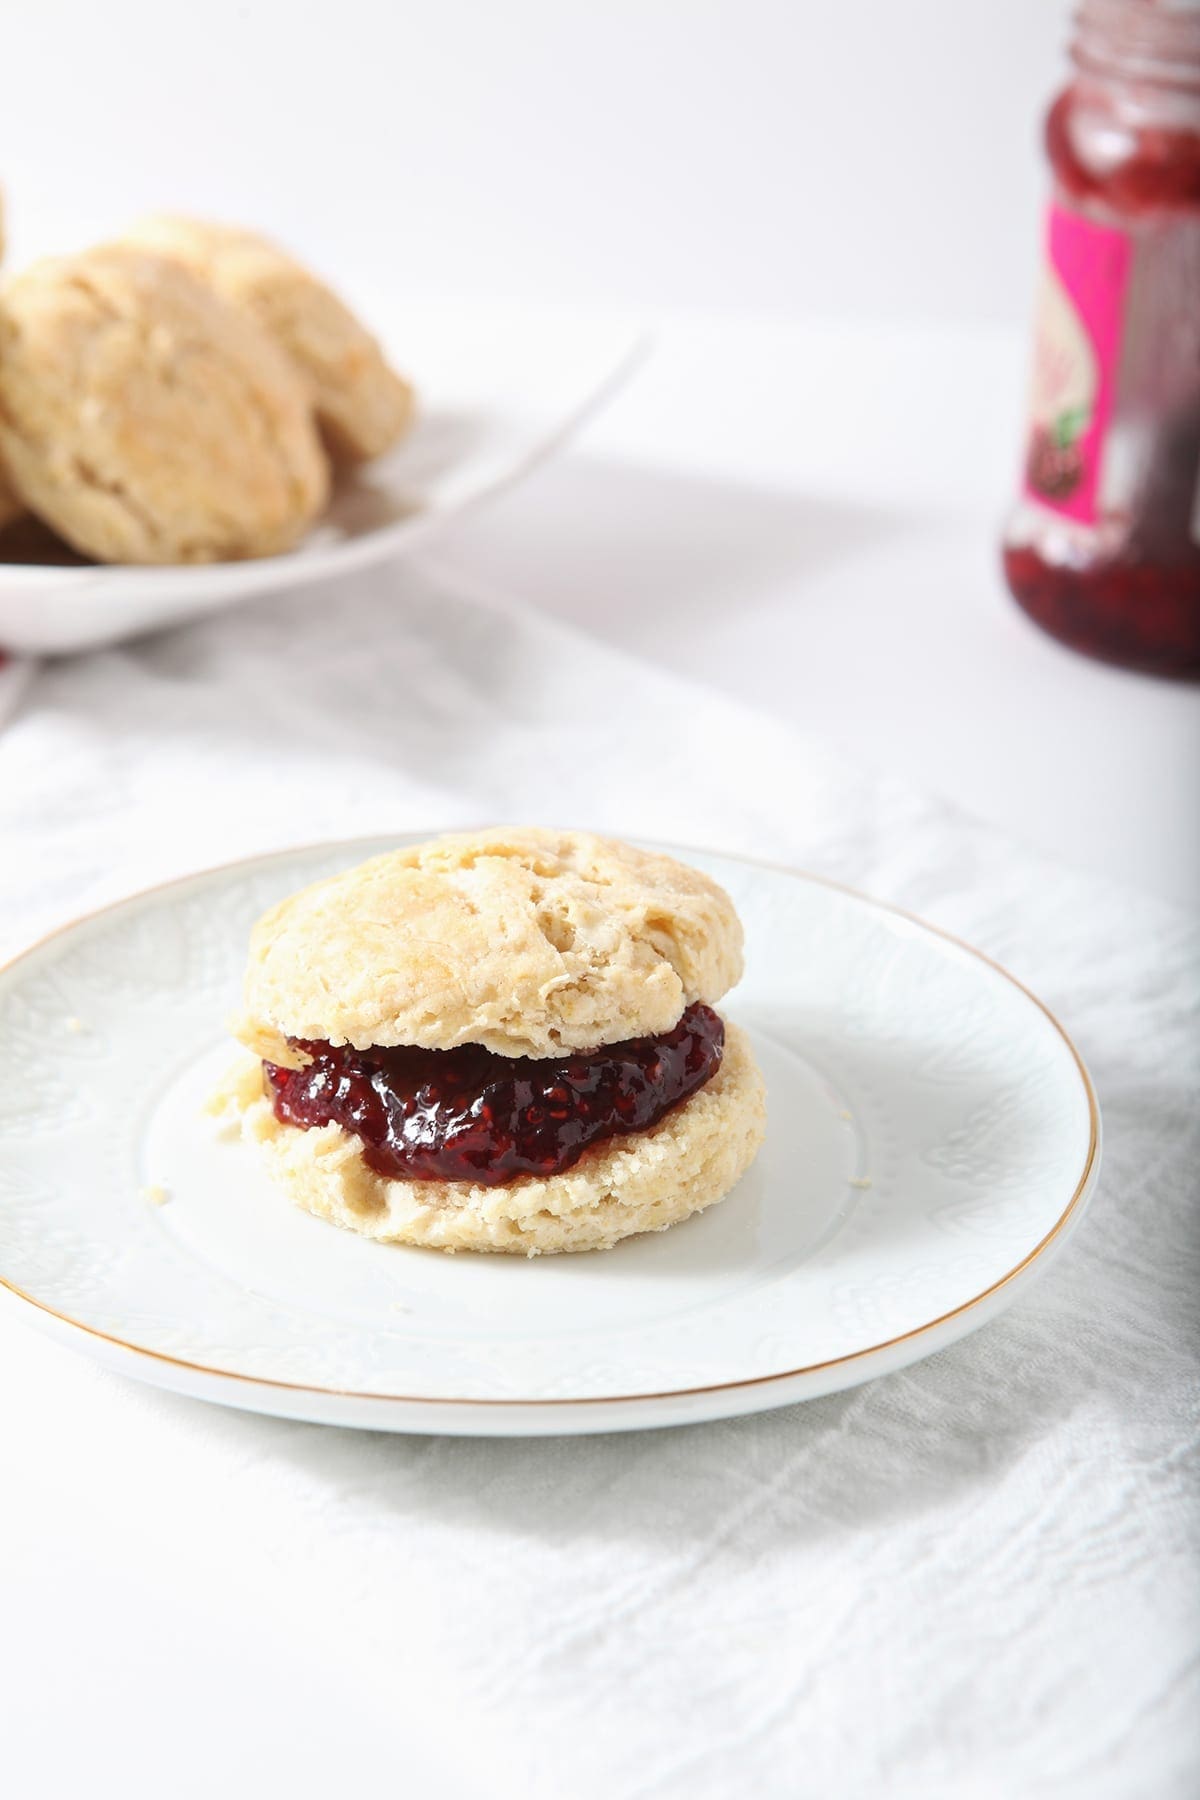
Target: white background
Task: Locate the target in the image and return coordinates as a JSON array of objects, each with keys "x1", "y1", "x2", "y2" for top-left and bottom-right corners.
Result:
[
  {"x1": 5, "y1": 0, "x2": 1062, "y2": 325},
  {"x1": 5, "y1": 0, "x2": 1197, "y2": 902}
]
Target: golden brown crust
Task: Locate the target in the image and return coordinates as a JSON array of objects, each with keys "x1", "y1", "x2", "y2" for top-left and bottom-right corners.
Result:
[
  {"x1": 0, "y1": 246, "x2": 329, "y2": 565},
  {"x1": 120, "y1": 214, "x2": 415, "y2": 461},
  {"x1": 235, "y1": 828, "x2": 745, "y2": 1062},
  {"x1": 212, "y1": 1021, "x2": 766, "y2": 1255}
]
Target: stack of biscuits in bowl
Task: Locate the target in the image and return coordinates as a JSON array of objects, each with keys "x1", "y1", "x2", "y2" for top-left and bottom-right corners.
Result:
[{"x1": 0, "y1": 201, "x2": 415, "y2": 564}]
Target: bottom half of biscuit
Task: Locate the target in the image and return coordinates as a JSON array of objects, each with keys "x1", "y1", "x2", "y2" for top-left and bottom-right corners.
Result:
[{"x1": 211, "y1": 1022, "x2": 766, "y2": 1255}]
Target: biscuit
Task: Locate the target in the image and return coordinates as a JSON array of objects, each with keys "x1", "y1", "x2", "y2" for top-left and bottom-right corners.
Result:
[
  {"x1": 213, "y1": 1020, "x2": 766, "y2": 1255},
  {"x1": 0, "y1": 198, "x2": 24, "y2": 534},
  {"x1": 0, "y1": 462, "x2": 22, "y2": 533},
  {"x1": 0, "y1": 246, "x2": 329, "y2": 564},
  {"x1": 235, "y1": 827, "x2": 745, "y2": 1064},
  {"x1": 121, "y1": 215, "x2": 415, "y2": 461}
]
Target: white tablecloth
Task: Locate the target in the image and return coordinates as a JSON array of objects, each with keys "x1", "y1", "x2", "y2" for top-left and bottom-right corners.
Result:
[{"x1": 1, "y1": 561, "x2": 1196, "y2": 1800}]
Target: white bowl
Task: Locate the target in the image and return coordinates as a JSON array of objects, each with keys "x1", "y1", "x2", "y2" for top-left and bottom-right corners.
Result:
[{"x1": 0, "y1": 304, "x2": 647, "y2": 655}]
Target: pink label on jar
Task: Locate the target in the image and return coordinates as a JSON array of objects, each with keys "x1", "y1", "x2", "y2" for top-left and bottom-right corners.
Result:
[{"x1": 1022, "y1": 203, "x2": 1132, "y2": 524}]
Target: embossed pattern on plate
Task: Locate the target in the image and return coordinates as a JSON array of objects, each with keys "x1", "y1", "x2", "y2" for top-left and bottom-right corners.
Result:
[{"x1": 0, "y1": 838, "x2": 1100, "y2": 1434}]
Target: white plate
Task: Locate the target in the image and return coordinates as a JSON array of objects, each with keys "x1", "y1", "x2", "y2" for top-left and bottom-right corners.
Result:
[
  {"x1": 0, "y1": 838, "x2": 1100, "y2": 1435},
  {"x1": 0, "y1": 306, "x2": 646, "y2": 655}
]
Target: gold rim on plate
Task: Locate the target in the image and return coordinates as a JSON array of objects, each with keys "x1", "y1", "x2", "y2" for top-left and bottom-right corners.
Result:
[{"x1": 0, "y1": 835, "x2": 1101, "y2": 1411}]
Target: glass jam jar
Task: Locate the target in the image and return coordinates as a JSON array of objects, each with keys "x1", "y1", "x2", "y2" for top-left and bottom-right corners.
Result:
[{"x1": 1003, "y1": 0, "x2": 1200, "y2": 675}]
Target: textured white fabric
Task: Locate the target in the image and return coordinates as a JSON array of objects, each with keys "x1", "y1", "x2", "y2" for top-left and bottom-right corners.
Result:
[{"x1": 0, "y1": 562, "x2": 1196, "y2": 1800}]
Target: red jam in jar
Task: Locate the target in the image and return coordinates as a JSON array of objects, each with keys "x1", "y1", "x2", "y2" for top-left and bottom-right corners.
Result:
[{"x1": 1003, "y1": 0, "x2": 1200, "y2": 675}]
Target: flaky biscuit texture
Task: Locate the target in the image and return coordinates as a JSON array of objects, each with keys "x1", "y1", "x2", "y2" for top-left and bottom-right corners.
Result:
[
  {"x1": 213, "y1": 1021, "x2": 765, "y2": 1255},
  {"x1": 121, "y1": 214, "x2": 415, "y2": 461},
  {"x1": 0, "y1": 246, "x2": 329, "y2": 564},
  {"x1": 236, "y1": 828, "x2": 745, "y2": 1063}
]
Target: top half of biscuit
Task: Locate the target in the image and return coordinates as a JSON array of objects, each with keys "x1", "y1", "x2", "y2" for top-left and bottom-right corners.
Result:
[{"x1": 235, "y1": 828, "x2": 745, "y2": 1066}]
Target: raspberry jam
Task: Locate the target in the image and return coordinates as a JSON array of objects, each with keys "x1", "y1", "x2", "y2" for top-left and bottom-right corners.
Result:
[
  {"x1": 1003, "y1": 1, "x2": 1200, "y2": 676},
  {"x1": 264, "y1": 1002, "x2": 725, "y2": 1186}
]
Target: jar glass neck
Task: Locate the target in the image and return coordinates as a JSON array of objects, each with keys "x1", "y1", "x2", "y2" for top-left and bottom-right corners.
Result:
[{"x1": 1072, "y1": 0, "x2": 1200, "y2": 95}]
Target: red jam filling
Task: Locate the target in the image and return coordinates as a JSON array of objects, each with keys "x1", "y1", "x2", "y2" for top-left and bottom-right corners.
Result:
[{"x1": 264, "y1": 1002, "x2": 724, "y2": 1186}]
